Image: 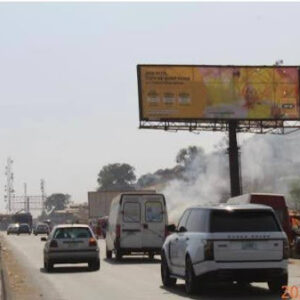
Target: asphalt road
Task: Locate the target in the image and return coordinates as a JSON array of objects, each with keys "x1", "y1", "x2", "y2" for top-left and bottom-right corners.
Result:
[{"x1": 2, "y1": 234, "x2": 300, "y2": 300}]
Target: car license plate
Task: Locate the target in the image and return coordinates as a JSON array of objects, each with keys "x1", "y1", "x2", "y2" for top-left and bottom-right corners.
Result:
[
  {"x1": 63, "y1": 241, "x2": 79, "y2": 248},
  {"x1": 242, "y1": 241, "x2": 257, "y2": 250}
]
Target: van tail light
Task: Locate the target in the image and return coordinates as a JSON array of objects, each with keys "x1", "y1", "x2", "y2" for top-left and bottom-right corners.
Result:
[
  {"x1": 283, "y1": 239, "x2": 289, "y2": 259},
  {"x1": 116, "y1": 225, "x2": 121, "y2": 238},
  {"x1": 164, "y1": 226, "x2": 169, "y2": 238},
  {"x1": 89, "y1": 237, "x2": 97, "y2": 247},
  {"x1": 50, "y1": 240, "x2": 58, "y2": 248},
  {"x1": 204, "y1": 240, "x2": 214, "y2": 260}
]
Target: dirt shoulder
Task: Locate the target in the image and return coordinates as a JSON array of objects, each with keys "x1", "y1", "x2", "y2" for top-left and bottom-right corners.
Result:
[{"x1": 0, "y1": 234, "x2": 44, "y2": 300}]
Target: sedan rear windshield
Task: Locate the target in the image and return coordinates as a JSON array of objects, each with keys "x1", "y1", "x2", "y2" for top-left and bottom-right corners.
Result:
[
  {"x1": 210, "y1": 210, "x2": 280, "y2": 232},
  {"x1": 54, "y1": 227, "x2": 92, "y2": 239},
  {"x1": 20, "y1": 224, "x2": 29, "y2": 229},
  {"x1": 38, "y1": 225, "x2": 48, "y2": 229}
]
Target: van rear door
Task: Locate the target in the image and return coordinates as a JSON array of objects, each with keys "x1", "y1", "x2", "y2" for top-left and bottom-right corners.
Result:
[
  {"x1": 142, "y1": 194, "x2": 166, "y2": 249},
  {"x1": 121, "y1": 196, "x2": 142, "y2": 249}
]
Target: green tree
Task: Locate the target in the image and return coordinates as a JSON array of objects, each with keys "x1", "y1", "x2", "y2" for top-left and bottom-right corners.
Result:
[
  {"x1": 289, "y1": 180, "x2": 300, "y2": 210},
  {"x1": 97, "y1": 163, "x2": 136, "y2": 191},
  {"x1": 45, "y1": 193, "x2": 71, "y2": 211},
  {"x1": 176, "y1": 146, "x2": 204, "y2": 167}
]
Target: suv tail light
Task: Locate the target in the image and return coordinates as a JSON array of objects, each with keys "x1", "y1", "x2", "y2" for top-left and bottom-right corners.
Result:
[
  {"x1": 50, "y1": 240, "x2": 58, "y2": 248},
  {"x1": 89, "y1": 237, "x2": 97, "y2": 247},
  {"x1": 116, "y1": 225, "x2": 121, "y2": 238},
  {"x1": 283, "y1": 239, "x2": 289, "y2": 259},
  {"x1": 204, "y1": 240, "x2": 214, "y2": 260}
]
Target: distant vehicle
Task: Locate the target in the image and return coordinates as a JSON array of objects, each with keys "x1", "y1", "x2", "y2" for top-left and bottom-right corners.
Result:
[
  {"x1": 227, "y1": 193, "x2": 293, "y2": 243},
  {"x1": 7, "y1": 223, "x2": 19, "y2": 235},
  {"x1": 43, "y1": 220, "x2": 52, "y2": 231},
  {"x1": 33, "y1": 223, "x2": 50, "y2": 235},
  {"x1": 42, "y1": 224, "x2": 100, "y2": 272},
  {"x1": 12, "y1": 213, "x2": 33, "y2": 229},
  {"x1": 161, "y1": 205, "x2": 288, "y2": 295},
  {"x1": 17, "y1": 223, "x2": 31, "y2": 235},
  {"x1": 106, "y1": 192, "x2": 168, "y2": 260}
]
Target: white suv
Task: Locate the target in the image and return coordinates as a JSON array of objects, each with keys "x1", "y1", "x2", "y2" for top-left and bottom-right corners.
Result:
[{"x1": 161, "y1": 204, "x2": 288, "y2": 295}]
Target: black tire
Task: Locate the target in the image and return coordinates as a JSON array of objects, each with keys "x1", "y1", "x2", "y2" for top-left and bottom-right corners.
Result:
[
  {"x1": 148, "y1": 252, "x2": 154, "y2": 260},
  {"x1": 7, "y1": 232, "x2": 9, "y2": 235},
  {"x1": 106, "y1": 247, "x2": 112, "y2": 259},
  {"x1": 89, "y1": 259, "x2": 100, "y2": 271},
  {"x1": 115, "y1": 249, "x2": 122, "y2": 261},
  {"x1": 161, "y1": 253, "x2": 176, "y2": 287},
  {"x1": 268, "y1": 274, "x2": 288, "y2": 294},
  {"x1": 44, "y1": 259, "x2": 54, "y2": 272},
  {"x1": 185, "y1": 256, "x2": 197, "y2": 295}
]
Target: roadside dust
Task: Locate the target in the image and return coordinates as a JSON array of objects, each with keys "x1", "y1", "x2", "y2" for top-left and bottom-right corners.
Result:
[{"x1": 0, "y1": 235, "x2": 43, "y2": 300}]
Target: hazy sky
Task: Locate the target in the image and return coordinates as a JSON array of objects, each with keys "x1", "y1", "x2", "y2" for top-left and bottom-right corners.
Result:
[{"x1": 1, "y1": 2, "x2": 300, "y2": 212}]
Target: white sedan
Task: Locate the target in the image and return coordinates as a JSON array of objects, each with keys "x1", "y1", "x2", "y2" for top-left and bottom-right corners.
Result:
[{"x1": 42, "y1": 224, "x2": 100, "y2": 272}]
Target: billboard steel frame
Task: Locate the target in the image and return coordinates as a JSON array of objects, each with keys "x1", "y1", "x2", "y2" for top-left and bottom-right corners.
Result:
[{"x1": 139, "y1": 120, "x2": 300, "y2": 134}]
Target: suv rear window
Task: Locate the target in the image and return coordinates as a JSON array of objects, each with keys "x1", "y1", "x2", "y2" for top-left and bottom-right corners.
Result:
[
  {"x1": 210, "y1": 210, "x2": 280, "y2": 232},
  {"x1": 186, "y1": 209, "x2": 209, "y2": 232},
  {"x1": 54, "y1": 227, "x2": 92, "y2": 239}
]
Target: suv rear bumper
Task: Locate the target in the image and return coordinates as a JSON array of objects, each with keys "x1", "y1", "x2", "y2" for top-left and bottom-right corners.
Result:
[
  {"x1": 198, "y1": 268, "x2": 287, "y2": 282},
  {"x1": 193, "y1": 260, "x2": 288, "y2": 281}
]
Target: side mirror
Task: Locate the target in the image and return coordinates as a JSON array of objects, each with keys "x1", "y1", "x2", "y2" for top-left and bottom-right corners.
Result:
[
  {"x1": 179, "y1": 226, "x2": 187, "y2": 233},
  {"x1": 41, "y1": 237, "x2": 47, "y2": 242},
  {"x1": 167, "y1": 224, "x2": 176, "y2": 233}
]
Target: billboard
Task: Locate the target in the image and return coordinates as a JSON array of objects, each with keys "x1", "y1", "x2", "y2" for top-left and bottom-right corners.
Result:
[{"x1": 137, "y1": 65, "x2": 300, "y2": 121}]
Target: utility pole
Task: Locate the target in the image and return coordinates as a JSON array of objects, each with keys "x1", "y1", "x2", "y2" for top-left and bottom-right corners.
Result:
[
  {"x1": 24, "y1": 183, "x2": 30, "y2": 213},
  {"x1": 40, "y1": 179, "x2": 46, "y2": 214},
  {"x1": 4, "y1": 157, "x2": 14, "y2": 213},
  {"x1": 228, "y1": 121, "x2": 242, "y2": 197}
]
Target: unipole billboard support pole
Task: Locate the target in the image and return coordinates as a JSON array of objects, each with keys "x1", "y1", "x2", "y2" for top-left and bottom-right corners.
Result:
[{"x1": 228, "y1": 120, "x2": 241, "y2": 197}]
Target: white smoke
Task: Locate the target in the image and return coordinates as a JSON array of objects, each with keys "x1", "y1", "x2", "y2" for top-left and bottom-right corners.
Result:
[
  {"x1": 162, "y1": 131, "x2": 300, "y2": 224},
  {"x1": 241, "y1": 133, "x2": 300, "y2": 204},
  {"x1": 163, "y1": 151, "x2": 229, "y2": 224}
]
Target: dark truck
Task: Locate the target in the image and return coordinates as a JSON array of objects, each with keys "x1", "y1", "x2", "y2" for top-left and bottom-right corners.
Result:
[{"x1": 12, "y1": 212, "x2": 33, "y2": 229}]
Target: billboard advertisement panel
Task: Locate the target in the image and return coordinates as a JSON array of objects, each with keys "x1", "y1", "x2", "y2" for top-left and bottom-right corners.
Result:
[{"x1": 137, "y1": 65, "x2": 300, "y2": 121}]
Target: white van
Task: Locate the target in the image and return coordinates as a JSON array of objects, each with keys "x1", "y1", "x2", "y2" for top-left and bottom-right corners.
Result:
[{"x1": 105, "y1": 192, "x2": 168, "y2": 260}]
